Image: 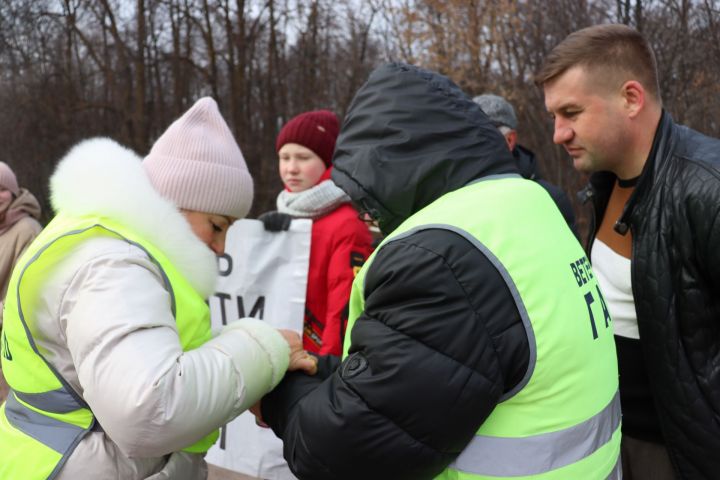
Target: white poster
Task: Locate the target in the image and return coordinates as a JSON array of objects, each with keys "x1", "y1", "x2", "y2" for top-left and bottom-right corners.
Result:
[{"x1": 206, "y1": 218, "x2": 311, "y2": 480}]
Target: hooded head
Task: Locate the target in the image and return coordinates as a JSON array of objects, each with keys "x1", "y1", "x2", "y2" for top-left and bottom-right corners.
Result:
[
  {"x1": 331, "y1": 63, "x2": 516, "y2": 234},
  {"x1": 143, "y1": 97, "x2": 254, "y2": 219}
]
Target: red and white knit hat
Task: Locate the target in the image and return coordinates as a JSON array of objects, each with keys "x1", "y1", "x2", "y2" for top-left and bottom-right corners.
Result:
[
  {"x1": 0, "y1": 162, "x2": 19, "y2": 195},
  {"x1": 143, "y1": 97, "x2": 254, "y2": 218}
]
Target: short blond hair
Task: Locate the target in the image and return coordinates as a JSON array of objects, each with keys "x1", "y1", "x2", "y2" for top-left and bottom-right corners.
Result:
[{"x1": 536, "y1": 24, "x2": 660, "y2": 101}]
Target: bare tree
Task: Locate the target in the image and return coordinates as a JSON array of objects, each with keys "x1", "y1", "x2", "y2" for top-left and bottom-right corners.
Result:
[{"x1": 0, "y1": 0, "x2": 717, "y2": 225}]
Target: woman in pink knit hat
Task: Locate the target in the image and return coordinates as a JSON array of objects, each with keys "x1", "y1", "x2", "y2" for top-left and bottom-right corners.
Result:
[
  {"x1": 0, "y1": 98, "x2": 315, "y2": 480},
  {"x1": 260, "y1": 110, "x2": 373, "y2": 356}
]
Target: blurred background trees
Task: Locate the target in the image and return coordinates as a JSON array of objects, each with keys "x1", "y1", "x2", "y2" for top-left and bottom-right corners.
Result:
[{"x1": 1, "y1": 0, "x2": 719, "y2": 238}]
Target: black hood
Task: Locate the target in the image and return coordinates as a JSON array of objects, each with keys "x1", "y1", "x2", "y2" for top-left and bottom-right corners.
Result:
[
  {"x1": 331, "y1": 62, "x2": 517, "y2": 234},
  {"x1": 513, "y1": 144, "x2": 542, "y2": 181}
]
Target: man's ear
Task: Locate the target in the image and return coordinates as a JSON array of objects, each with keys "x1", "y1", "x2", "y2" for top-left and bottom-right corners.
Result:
[
  {"x1": 504, "y1": 130, "x2": 518, "y2": 151},
  {"x1": 621, "y1": 80, "x2": 645, "y2": 118}
]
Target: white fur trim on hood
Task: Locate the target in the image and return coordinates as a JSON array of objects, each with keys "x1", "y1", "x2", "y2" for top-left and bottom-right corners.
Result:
[{"x1": 50, "y1": 137, "x2": 218, "y2": 297}]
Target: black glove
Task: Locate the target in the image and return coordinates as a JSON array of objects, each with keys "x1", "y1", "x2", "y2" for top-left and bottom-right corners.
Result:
[{"x1": 258, "y1": 211, "x2": 293, "y2": 231}]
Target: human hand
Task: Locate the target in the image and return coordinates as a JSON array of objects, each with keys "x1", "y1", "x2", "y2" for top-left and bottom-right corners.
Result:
[
  {"x1": 258, "y1": 211, "x2": 293, "y2": 231},
  {"x1": 249, "y1": 400, "x2": 269, "y2": 428},
  {"x1": 278, "y1": 329, "x2": 318, "y2": 375}
]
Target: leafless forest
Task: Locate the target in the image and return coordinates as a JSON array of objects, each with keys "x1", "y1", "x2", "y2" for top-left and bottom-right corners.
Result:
[{"x1": 1, "y1": 0, "x2": 719, "y2": 238}]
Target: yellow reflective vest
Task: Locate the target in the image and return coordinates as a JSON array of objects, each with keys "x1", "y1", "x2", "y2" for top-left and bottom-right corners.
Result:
[
  {"x1": 344, "y1": 176, "x2": 622, "y2": 479},
  {"x1": 0, "y1": 214, "x2": 218, "y2": 480}
]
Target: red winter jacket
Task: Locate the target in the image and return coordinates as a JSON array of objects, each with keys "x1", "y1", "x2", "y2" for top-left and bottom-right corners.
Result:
[{"x1": 303, "y1": 203, "x2": 372, "y2": 355}]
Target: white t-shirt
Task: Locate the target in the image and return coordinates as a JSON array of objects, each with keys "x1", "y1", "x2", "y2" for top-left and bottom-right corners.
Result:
[{"x1": 591, "y1": 239, "x2": 638, "y2": 339}]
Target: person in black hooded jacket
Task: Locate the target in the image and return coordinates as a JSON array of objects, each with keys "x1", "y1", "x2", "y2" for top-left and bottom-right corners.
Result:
[
  {"x1": 538, "y1": 24, "x2": 720, "y2": 480},
  {"x1": 254, "y1": 63, "x2": 622, "y2": 480}
]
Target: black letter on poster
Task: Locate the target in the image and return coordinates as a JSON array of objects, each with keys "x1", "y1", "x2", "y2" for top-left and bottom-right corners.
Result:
[
  {"x1": 237, "y1": 296, "x2": 266, "y2": 320},
  {"x1": 214, "y1": 293, "x2": 232, "y2": 326},
  {"x1": 217, "y1": 254, "x2": 233, "y2": 277}
]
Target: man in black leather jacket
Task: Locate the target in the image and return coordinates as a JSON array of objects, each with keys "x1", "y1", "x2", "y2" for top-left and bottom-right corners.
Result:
[{"x1": 538, "y1": 23, "x2": 720, "y2": 479}]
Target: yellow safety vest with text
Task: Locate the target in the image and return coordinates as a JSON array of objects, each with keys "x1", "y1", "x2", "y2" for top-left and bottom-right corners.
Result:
[{"x1": 344, "y1": 175, "x2": 621, "y2": 479}]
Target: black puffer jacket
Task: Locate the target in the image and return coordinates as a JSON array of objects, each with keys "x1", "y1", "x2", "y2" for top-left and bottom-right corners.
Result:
[
  {"x1": 261, "y1": 63, "x2": 532, "y2": 479},
  {"x1": 584, "y1": 112, "x2": 720, "y2": 479}
]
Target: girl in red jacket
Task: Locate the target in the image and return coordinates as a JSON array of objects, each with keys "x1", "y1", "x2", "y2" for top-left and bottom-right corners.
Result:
[{"x1": 262, "y1": 110, "x2": 373, "y2": 355}]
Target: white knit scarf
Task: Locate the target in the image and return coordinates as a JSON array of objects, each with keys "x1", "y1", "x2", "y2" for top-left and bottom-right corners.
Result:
[{"x1": 276, "y1": 179, "x2": 350, "y2": 219}]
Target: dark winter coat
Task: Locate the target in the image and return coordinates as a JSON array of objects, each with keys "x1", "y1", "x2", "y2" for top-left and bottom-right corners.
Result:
[
  {"x1": 261, "y1": 63, "x2": 539, "y2": 479},
  {"x1": 584, "y1": 111, "x2": 720, "y2": 479}
]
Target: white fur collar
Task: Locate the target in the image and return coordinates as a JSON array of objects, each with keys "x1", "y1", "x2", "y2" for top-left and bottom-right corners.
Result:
[{"x1": 50, "y1": 138, "x2": 217, "y2": 297}]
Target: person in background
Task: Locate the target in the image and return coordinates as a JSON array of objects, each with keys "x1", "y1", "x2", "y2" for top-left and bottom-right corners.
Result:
[
  {"x1": 0, "y1": 97, "x2": 315, "y2": 480},
  {"x1": 472, "y1": 94, "x2": 577, "y2": 235},
  {"x1": 0, "y1": 162, "x2": 42, "y2": 301},
  {"x1": 537, "y1": 23, "x2": 720, "y2": 479},
  {"x1": 254, "y1": 63, "x2": 621, "y2": 480},
  {"x1": 259, "y1": 110, "x2": 372, "y2": 356},
  {"x1": 0, "y1": 161, "x2": 42, "y2": 402}
]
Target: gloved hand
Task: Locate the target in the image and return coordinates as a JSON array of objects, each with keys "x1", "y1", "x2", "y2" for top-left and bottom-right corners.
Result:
[{"x1": 258, "y1": 211, "x2": 293, "y2": 231}]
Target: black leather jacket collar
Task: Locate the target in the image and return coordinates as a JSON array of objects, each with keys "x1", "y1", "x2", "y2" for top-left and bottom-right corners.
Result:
[{"x1": 582, "y1": 110, "x2": 668, "y2": 247}]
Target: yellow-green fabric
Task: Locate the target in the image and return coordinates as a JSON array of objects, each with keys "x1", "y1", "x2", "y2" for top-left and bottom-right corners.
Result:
[
  {"x1": 0, "y1": 399, "x2": 65, "y2": 480},
  {"x1": 344, "y1": 177, "x2": 620, "y2": 479},
  {"x1": 0, "y1": 213, "x2": 218, "y2": 479}
]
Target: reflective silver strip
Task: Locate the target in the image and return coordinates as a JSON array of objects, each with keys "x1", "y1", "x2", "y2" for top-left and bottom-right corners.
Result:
[
  {"x1": 4, "y1": 392, "x2": 85, "y2": 455},
  {"x1": 451, "y1": 391, "x2": 621, "y2": 477},
  {"x1": 14, "y1": 388, "x2": 84, "y2": 414},
  {"x1": 607, "y1": 453, "x2": 622, "y2": 480}
]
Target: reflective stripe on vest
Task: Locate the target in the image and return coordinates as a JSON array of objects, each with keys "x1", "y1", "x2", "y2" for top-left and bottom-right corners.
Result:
[
  {"x1": 5, "y1": 393, "x2": 87, "y2": 456},
  {"x1": 608, "y1": 455, "x2": 622, "y2": 479},
  {"x1": 450, "y1": 390, "x2": 621, "y2": 477},
  {"x1": 14, "y1": 388, "x2": 85, "y2": 414}
]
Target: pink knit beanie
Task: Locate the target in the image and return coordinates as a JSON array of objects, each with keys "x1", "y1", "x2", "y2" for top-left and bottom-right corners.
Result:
[
  {"x1": 143, "y1": 97, "x2": 253, "y2": 218},
  {"x1": 275, "y1": 110, "x2": 339, "y2": 166},
  {"x1": 0, "y1": 162, "x2": 19, "y2": 195}
]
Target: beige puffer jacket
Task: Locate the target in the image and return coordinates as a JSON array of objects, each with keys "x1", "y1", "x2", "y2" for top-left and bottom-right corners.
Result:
[{"x1": 15, "y1": 138, "x2": 290, "y2": 479}]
